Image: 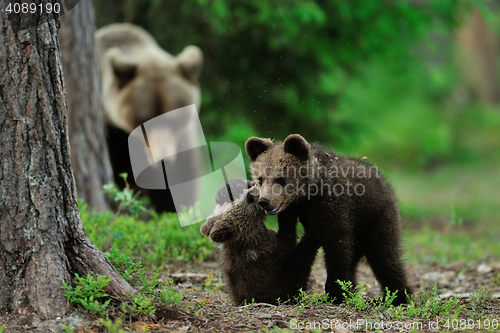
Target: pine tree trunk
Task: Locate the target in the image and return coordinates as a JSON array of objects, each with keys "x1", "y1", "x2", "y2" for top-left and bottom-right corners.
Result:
[
  {"x1": 60, "y1": 0, "x2": 114, "y2": 212},
  {"x1": 457, "y1": 8, "x2": 500, "y2": 106},
  {"x1": 0, "y1": 1, "x2": 135, "y2": 319}
]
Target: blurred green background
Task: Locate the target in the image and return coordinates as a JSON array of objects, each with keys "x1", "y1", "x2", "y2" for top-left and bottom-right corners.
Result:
[{"x1": 92, "y1": 0, "x2": 500, "y2": 263}]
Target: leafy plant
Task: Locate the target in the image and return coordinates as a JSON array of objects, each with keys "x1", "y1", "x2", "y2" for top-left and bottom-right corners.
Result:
[
  {"x1": 107, "y1": 248, "x2": 182, "y2": 305},
  {"x1": 492, "y1": 273, "x2": 500, "y2": 286},
  {"x1": 293, "y1": 288, "x2": 329, "y2": 308},
  {"x1": 337, "y1": 280, "x2": 367, "y2": 311},
  {"x1": 409, "y1": 284, "x2": 463, "y2": 320},
  {"x1": 59, "y1": 323, "x2": 75, "y2": 333},
  {"x1": 62, "y1": 274, "x2": 112, "y2": 316},
  {"x1": 99, "y1": 318, "x2": 125, "y2": 333},
  {"x1": 127, "y1": 294, "x2": 156, "y2": 316},
  {"x1": 103, "y1": 173, "x2": 149, "y2": 217},
  {"x1": 466, "y1": 286, "x2": 494, "y2": 319},
  {"x1": 158, "y1": 279, "x2": 183, "y2": 304},
  {"x1": 371, "y1": 287, "x2": 400, "y2": 312}
]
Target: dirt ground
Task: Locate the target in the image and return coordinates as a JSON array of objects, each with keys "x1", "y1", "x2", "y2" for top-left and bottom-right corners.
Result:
[{"x1": 1, "y1": 256, "x2": 499, "y2": 333}]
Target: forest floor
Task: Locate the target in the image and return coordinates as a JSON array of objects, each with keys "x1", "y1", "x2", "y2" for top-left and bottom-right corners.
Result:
[{"x1": 1, "y1": 256, "x2": 499, "y2": 333}]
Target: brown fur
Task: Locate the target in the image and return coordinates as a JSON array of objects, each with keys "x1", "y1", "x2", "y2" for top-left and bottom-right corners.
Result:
[
  {"x1": 245, "y1": 134, "x2": 412, "y2": 305},
  {"x1": 201, "y1": 179, "x2": 319, "y2": 305},
  {"x1": 95, "y1": 23, "x2": 203, "y2": 212}
]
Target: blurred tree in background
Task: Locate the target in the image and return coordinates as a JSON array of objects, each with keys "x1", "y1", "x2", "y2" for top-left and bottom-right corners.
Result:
[{"x1": 93, "y1": 0, "x2": 500, "y2": 169}]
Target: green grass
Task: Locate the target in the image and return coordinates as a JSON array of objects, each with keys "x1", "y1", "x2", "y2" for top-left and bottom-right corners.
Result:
[
  {"x1": 386, "y1": 162, "x2": 500, "y2": 265},
  {"x1": 80, "y1": 201, "x2": 215, "y2": 268},
  {"x1": 62, "y1": 250, "x2": 182, "y2": 318},
  {"x1": 404, "y1": 224, "x2": 500, "y2": 265},
  {"x1": 391, "y1": 163, "x2": 500, "y2": 222}
]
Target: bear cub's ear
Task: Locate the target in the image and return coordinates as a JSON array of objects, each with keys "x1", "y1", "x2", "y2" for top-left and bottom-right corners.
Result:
[
  {"x1": 283, "y1": 134, "x2": 310, "y2": 160},
  {"x1": 200, "y1": 215, "x2": 217, "y2": 237},
  {"x1": 245, "y1": 137, "x2": 274, "y2": 162}
]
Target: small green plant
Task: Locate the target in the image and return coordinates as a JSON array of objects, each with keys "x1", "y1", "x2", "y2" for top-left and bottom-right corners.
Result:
[
  {"x1": 107, "y1": 248, "x2": 149, "y2": 292},
  {"x1": 158, "y1": 279, "x2": 182, "y2": 304},
  {"x1": 412, "y1": 284, "x2": 463, "y2": 319},
  {"x1": 243, "y1": 298, "x2": 256, "y2": 309},
  {"x1": 449, "y1": 203, "x2": 464, "y2": 227},
  {"x1": 0, "y1": 326, "x2": 5, "y2": 333},
  {"x1": 102, "y1": 173, "x2": 149, "y2": 217},
  {"x1": 382, "y1": 287, "x2": 399, "y2": 308},
  {"x1": 337, "y1": 280, "x2": 367, "y2": 311},
  {"x1": 99, "y1": 317, "x2": 125, "y2": 333},
  {"x1": 492, "y1": 273, "x2": 500, "y2": 286},
  {"x1": 370, "y1": 287, "x2": 400, "y2": 315},
  {"x1": 62, "y1": 273, "x2": 112, "y2": 316},
  {"x1": 128, "y1": 294, "x2": 156, "y2": 316},
  {"x1": 107, "y1": 248, "x2": 182, "y2": 304},
  {"x1": 294, "y1": 288, "x2": 329, "y2": 308},
  {"x1": 203, "y1": 272, "x2": 217, "y2": 290},
  {"x1": 59, "y1": 323, "x2": 75, "y2": 333},
  {"x1": 189, "y1": 299, "x2": 208, "y2": 310},
  {"x1": 466, "y1": 286, "x2": 494, "y2": 319}
]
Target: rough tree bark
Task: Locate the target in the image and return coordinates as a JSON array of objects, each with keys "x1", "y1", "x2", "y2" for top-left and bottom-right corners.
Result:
[
  {"x1": 0, "y1": 0, "x2": 135, "y2": 319},
  {"x1": 60, "y1": 0, "x2": 114, "y2": 212}
]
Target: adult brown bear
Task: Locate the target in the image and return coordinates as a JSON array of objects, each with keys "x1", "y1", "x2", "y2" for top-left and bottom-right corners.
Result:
[{"x1": 95, "y1": 23, "x2": 203, "y2": 212}]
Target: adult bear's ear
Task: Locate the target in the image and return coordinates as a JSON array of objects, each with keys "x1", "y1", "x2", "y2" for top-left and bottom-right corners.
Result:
[
  {"x1": 245, "y1": 137, "x2": 274, "y2": 162},
  {"x1": 283, "y1": 134, "x2": 310, "y2": 160},
  {"x1": 177, "y1": 45, "x2": 203, "y2": 84},
  {"x1": 107, "y1": 49, "x2": 138, "y2": 90}
]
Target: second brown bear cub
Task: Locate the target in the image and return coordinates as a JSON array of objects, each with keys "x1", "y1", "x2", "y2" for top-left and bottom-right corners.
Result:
[
  {"x1": 245, "y1": 134, "x2": 412, "y2": 305},
  {"x1": 201, "y1": 179, "x2": 319, "y2": 305}
]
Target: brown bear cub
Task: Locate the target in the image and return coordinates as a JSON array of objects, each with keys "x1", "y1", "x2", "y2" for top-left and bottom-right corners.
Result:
[
  {"x1": 201, "y1": 178, "x2": 319, "y2": 306},
  {"x1": 245, "y1": 134, "x2": 412, "y2": 305}
]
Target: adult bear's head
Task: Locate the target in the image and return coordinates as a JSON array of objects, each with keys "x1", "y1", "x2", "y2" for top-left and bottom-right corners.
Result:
[
  {"x1": 96, "y1": 23, "x2": 203, "y2": 134},
  {"x1": 245, "y1": 134, "x2": 317, "y2": 215}
]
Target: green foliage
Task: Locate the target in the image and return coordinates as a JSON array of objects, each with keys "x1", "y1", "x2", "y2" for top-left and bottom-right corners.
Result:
[
  {"x1": 107, "y1": 248, "x2": 182, "y2": 304},
  {"x1": 337, "y1": 280, "x2": 367, "y2": 311},
  {"x1": 377, "y1": 287, "x2": 399, "y2": 309},
  {"x1": 79, "y1": 201, "x2": 215, "y2": 267},
  {"x1": 99, "y1": 318, "x2": 125, "y2": 333},
  {"x1": 62, "y1": 274, "x2": 112, "y2": 316},
  {"x1": 126, "y1": 294, "x2": 156, "y2": 316},
  {"x1": 406, "y1": 284, "x2": 463, "y2": 319},
  {"x1": 492, "y1": 273, "x2": 500, "y2": 286},
  {"x1": 404, "y1": 225, "x2": 500, "y2": 265},
  {"x1": 158, "y1": 279, "x2": 183, "y2": 304},
  {"x1": 93, "y1": 0, "x2": 486, "y2": 170},
  {"x1": 59, "y1": 323, "x2": 75, "y2": 333},
  {"x1": 334, "y1": 280, "x2": 471, "y2": 321},
  {"x1": 102, "y1": 173, "x2": 148, "y2": 217},
  {"x1": 466, "y1": 286, "x2": 494, "y2": 319},
  {"x1": 293, "y1": 288, "x2": 330, "y2": 308},
  {"x1": 62, "y1": 253, "x2": 182, "y2": 319}
]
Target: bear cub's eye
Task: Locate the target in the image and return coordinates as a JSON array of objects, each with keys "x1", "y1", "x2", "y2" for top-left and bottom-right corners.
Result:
[
  {"x1": 276, "y1": 177, "x2": 286, "y2": 186},
  {"x1": 258, "y1": 177, "x2": 263, "y2": 185},
  {"x1": 246, "y1": 192, "x2": 255, "y2": 203}
]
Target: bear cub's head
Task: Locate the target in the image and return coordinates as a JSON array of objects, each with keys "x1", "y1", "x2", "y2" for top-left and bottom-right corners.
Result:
[
  {"x1": 245, "y1": 134, "x2": 317, "y2": 216},
  {"x1": 200, "y1": 179, "x2": 265, "y2": 243}
]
